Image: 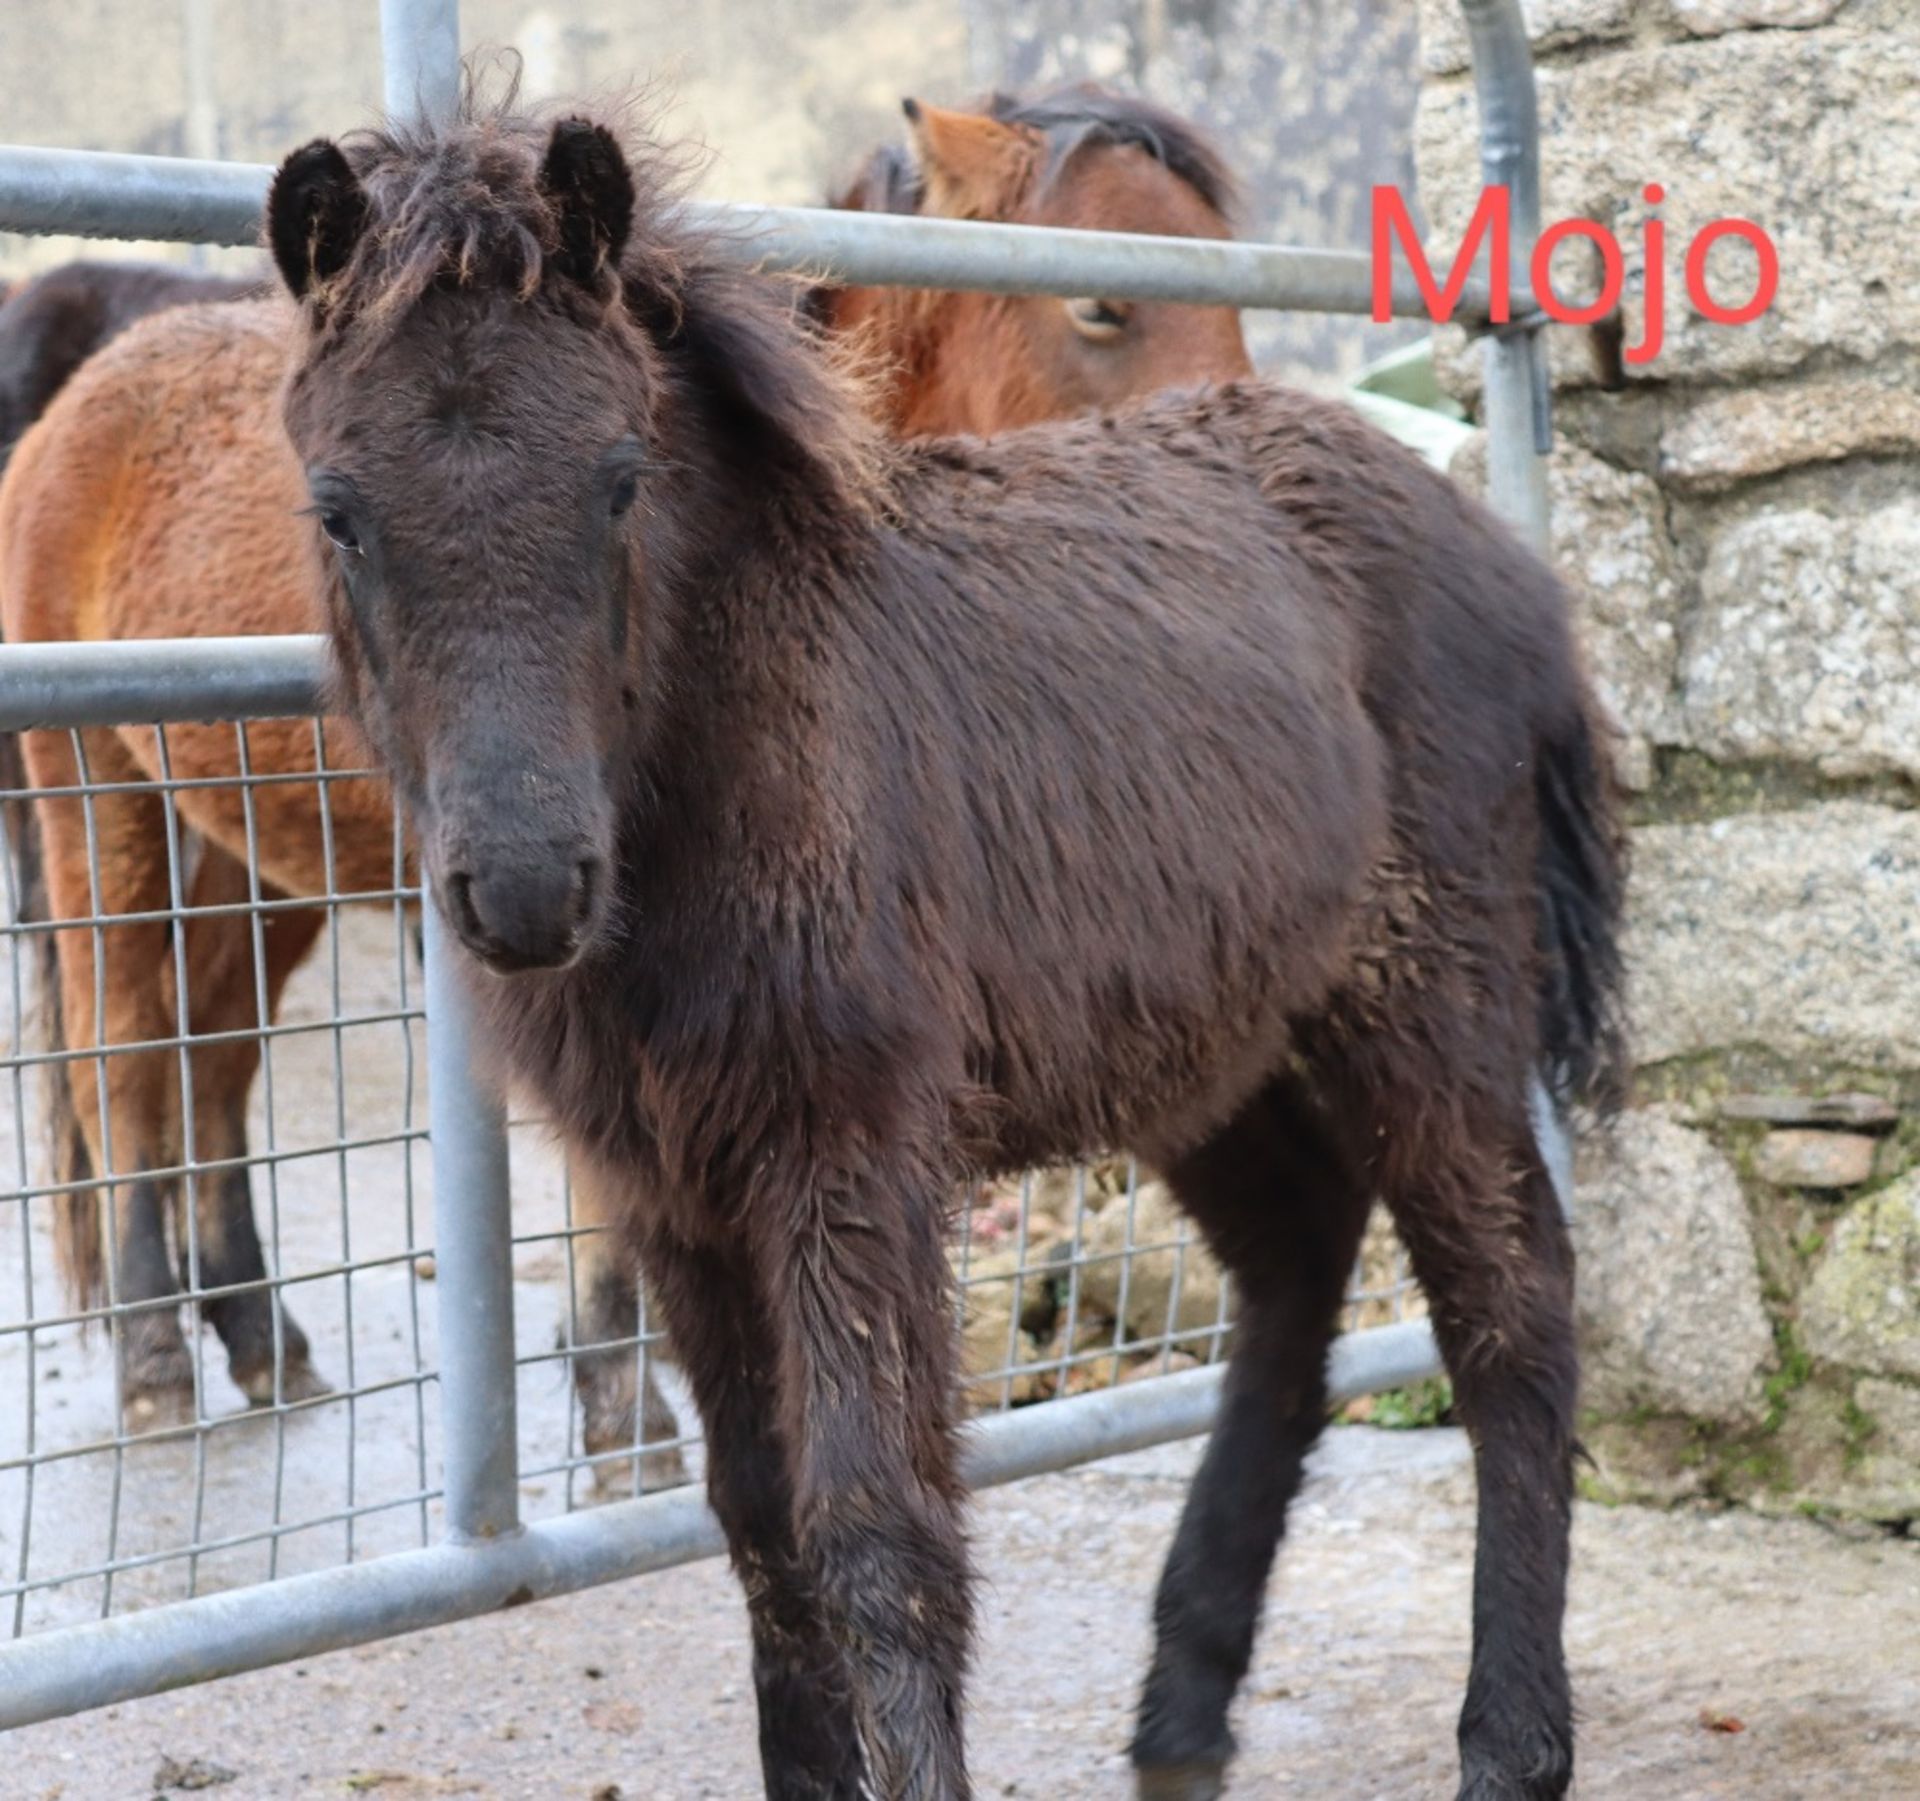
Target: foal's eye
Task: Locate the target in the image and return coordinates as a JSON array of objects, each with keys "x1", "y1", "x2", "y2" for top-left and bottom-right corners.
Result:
[
  {"x1": 319, "y1": 511, "x2": 361, "y2": 554},
  {"x1": 1066, "y1": 297, "x2": 1131, "y2": 343},
  {"x1": 608, "y1": 472, "x2": 640, "y2": 519}
]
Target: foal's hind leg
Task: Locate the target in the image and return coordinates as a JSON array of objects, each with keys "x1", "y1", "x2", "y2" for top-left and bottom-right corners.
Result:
[
  {"x1": 176, "y1": 851, "x2": 329, "y2": 1404},
  {"x1": 1380, "y1": 1099, "x2": 1577, "y2": 1801},
  {"x1": 643, "y1": 1229, "x2": 864, "y2": 1799},
  {"x1": 1132, "y1": 1075, "x2": 1372, "y2": 1801},
  {"x1": 29, "y1": 727, "x2": 194, "y2": 1423},
  {"x1": 565, "y1": 1161, "x2": 686, "y2": 1495}
]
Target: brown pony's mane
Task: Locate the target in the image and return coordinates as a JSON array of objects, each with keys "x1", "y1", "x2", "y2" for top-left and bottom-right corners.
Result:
[
  {"x1": 835, "y1": 80, "x2": 1240, "y2": 223},
  {"x1": 307, "y1": 74, "x2": 883, "y2": 515}
]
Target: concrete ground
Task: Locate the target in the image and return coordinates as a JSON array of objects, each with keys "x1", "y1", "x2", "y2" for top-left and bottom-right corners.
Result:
[
  {"x1": 4, "y1": 901, "x2": 1917, "y2": 1799},
  {"x1": 9, "y1": 1425, "x2": 1918, "y2": 1800}
]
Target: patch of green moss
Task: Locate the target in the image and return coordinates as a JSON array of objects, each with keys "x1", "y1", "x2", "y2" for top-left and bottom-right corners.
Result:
[
  {"x1": 1851, "y1": 1113, "x2": 1920, "y2": 1199},
  {"x1": 1763, "y1": 1323, "x2": 1814, "y2": 1434},
  {"x1": 1632, "y1": 1049, "x2": 1920, "y2": 1118},
  {"x1": 1627, "y1": 750, "x2": 1916, "y2": 829},
  {"x1": 1584, "y1": 1376, "x2": 1903, "y2": 1521},
  {"x1": 1794, "y1": 1226, "x2": 1829, "y2": 1262},
  {"x1": 1574, "y1": 1469, "x2": 1624, "y2": 1507},
  {"x1": 1841, "y1": 1395, "x2": 1880, "y2": 1472},
  {"x1": 1365, "y1": 1377, "x2": 1455, "y2": 1430},
  {"x1": 1717, "y1": 1439, "x2": 1794, "y2": 1495}
]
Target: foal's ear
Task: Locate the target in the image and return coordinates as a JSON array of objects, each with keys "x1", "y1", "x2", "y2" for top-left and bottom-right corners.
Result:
[
  {"x1": 539, "y1": 119, "x2": 635, "y2": 288},
  {"x1": 267, "y1": 139, "x2": 370, "y2": 302}
]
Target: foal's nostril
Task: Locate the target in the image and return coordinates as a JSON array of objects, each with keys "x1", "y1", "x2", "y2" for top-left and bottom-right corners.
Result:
[{"x1": 569, "y1": 858, "x2": 600, "y2": 933}]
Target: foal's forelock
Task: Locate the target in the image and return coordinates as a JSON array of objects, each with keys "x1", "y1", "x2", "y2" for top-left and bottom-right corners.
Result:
[{"x1": 289, "y1": 122, "x2": 649, "y2": 341}]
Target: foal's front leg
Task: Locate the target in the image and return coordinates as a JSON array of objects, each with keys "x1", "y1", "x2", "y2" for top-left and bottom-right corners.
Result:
[
  {"x1": 644, "y1": 1232, "x2": 865, "y2": 1799},
  {"x1": 767, "y1": 1161, "x2": 974, "y2": 1801}
]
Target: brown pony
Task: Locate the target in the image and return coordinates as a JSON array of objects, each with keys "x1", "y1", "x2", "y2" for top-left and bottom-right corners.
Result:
[
  {"x1": 258, "y1": 104, "x2": 1621, "y2": 1800},
  {"x1": 0, "y1": 85, "x2": 1250, "y2": 1437},
  {"x1": 0, "y1": 260, "x2": 258, "y2": 476},
  {"x1": 816, "y1": 85, "x2": 1251, "y2": 432},
  {"x1": 0, "y1": 261, "x2": 257, "y2": 848}
]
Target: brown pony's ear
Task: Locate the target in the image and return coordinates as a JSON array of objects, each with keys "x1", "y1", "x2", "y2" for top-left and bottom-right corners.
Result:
[
  {"x1": 539, "y1": 118, "x2": 635, "y2": 288},
  {"x1": 903, "y1": 98, "x2": 1038, "y2": 221},
  {"x1": 267, "y1": 139, "x2": 369, "y2": 302}
]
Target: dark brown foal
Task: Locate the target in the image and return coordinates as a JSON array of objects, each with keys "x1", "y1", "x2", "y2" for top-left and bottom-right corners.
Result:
[{"x1": 259, "y1": 99, "x2": 1622, "y2": 1801}]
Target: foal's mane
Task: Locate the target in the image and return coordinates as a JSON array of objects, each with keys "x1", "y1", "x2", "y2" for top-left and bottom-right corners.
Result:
[
  {"x1": 837, "y1": 81, "x2": 1239, "y2": 224},
  {"x1": 306, "y1": 73, "x2": 883, "y2": 513}
]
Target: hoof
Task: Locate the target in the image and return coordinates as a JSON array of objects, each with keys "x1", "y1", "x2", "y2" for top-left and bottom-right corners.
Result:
[
  {"x1": 118, "y1": 1327, "x2": 197, "y2": 1431},
  {"x1": 233, "y1": 1356, "x2": 334, "y2": 1408},
  {"x1": 1457, "y1": 1742, "x2": 1574, "y2": 1801},
  {"x1": 1457, "y1": 1771, "x2": 1572, "y2": 1801},
  {"x1": 120, "y1": 1382, "x2": 196, "y2": 1434},
  {"x1": 1136, "y1": 1762, "x2": 1227, "y2": 1801},
  {"x1": 639, "y1": 1444, "x2": 690, "y2": 1492},
  {"x1": 584, "y1": 1452, "x2": 636, "y2": 1503},
  {"x1": 581, "y1": 1445, "x2": 690, "y2": 1502}
]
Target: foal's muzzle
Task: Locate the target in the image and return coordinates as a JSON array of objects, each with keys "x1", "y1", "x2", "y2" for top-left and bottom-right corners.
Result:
[{"x1": 439, "y1": 848, "x2": 603, "y2": 974}]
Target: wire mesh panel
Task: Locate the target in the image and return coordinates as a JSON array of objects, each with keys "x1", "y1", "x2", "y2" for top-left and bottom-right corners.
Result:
[
  {"x1": 511, "y1": 1146, "x2": 1429, "y2": 1519},
  {"x1": 0, "y1": 716, "x2": 435, "y2": 1634},
  {"x1": 0, "y1": 707, "x2": 1435, "y2": 1647}
]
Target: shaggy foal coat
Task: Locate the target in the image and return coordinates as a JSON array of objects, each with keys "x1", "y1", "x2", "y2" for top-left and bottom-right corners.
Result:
[{"x1": 264, "y1": 109, "x2": 1624, "y2": 1801}]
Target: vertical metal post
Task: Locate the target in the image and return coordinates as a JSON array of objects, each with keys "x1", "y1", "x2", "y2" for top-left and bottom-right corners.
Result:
[
  {"x1": 422, "y1": 888, "x2": 520, "y2": 1540},
  {"x1": 1460, "y1": 0, "x2": 1576, "y2": 1215},
  {"x1": 381, "y1": 0, "x2": 463, "y2": 125},
  {"x1": 377, "y1": 0, "x2": 518, "y2": 1545},
  {"x1": 1459, "y1": 0, "x2": 1551, "y2": 551}
]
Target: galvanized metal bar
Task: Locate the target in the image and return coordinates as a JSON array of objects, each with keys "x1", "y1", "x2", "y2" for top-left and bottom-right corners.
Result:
[
  {"x1": 420, "y1": 887, "x2": 520, "y2": 1541},
  {"x1": 711, "y1": 201, "x2": 1495, "y2": 319},
  {"x1": 371, "y1": 0, "x2": 522, "y2": 1550},
  {"x1": 0, "y1": 636, "x2": 325, "y2": 731},
  {"x1": 1461, "y1": 0, "x2": 1552, "y2": 546},
  {"x1": 1529, "y1": 1070, "x2": 1575, "y2": 1216},
  {"x1": 0, "y1": 1316, "x2": 1439, "y2": 1727},
  {"x1": 0, "y1": 145, "x2": 267, "y2": 246},
  {"x1": 1460, "y1": 0, "x2": 1575, "y2": 1217},
  {"x1": 0, "y1": 143, "x2": 1496, "y2": 322},
  {"x1": 381, "y1": 0, "x2": 463, "y2": 124}
]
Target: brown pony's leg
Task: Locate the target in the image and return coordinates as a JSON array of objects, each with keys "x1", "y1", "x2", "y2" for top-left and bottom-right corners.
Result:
[
  {"x1": 762, "y1": 1162, "x2": 972, "y2": 1801},
  {"x1": 1131, "y1": 1074, "x2": 1373, "y2": 1801},
  {"x1": 564, "y1": 1161, "x2": 685, "y2": 1494},
  {"x1": 643, "y1": 1227, "x2": 865, "y2": 1800},
  {"x1": 1380, "y1": 1098, "x2": 1576, "y2": 1801},
  {"x1": 27, "y1": 725, "x2": 193, "y2": 1423},
  {"x1": 176, "y1": 846, "x2": 329, "y2": 1404}
]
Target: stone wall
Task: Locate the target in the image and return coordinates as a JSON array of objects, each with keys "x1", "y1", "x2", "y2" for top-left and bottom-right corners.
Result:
[
  {"x1": 0, "y1": 0, "x2": 1428, "y2": 386},
  {"x1": 1420, "y1": 0, "x2": 1919, "y2": 1521}
]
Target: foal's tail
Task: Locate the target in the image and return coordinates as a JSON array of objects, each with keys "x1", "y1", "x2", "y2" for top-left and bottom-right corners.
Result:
[
  {"x1": 1533, "y1": 697, "x2": 1629, "y2": 1116},
  {"x1": 7, "y1": 756, "x2": 105, "y2": 1311}
]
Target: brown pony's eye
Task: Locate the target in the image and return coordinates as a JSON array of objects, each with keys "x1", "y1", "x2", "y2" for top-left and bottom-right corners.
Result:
[
  {"x1": 608, "y1": 472, "x2": 639, "y2": 519},
  {"x1": 319, "y1": 511, "x2": 361, "y2": 554},
  {"x1": 1066, "y1": 297, "x2": 1131, "y2": 343}
]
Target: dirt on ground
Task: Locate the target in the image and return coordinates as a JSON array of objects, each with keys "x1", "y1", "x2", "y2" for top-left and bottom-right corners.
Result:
[{"x1": 10, "y1": 1426, "x2": 1917, "y2": 1800}]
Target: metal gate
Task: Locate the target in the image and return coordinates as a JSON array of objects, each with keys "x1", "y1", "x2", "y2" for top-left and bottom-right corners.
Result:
[{"x1": 0, "y1": 0, "x2": 1553, "y2": 1727}]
